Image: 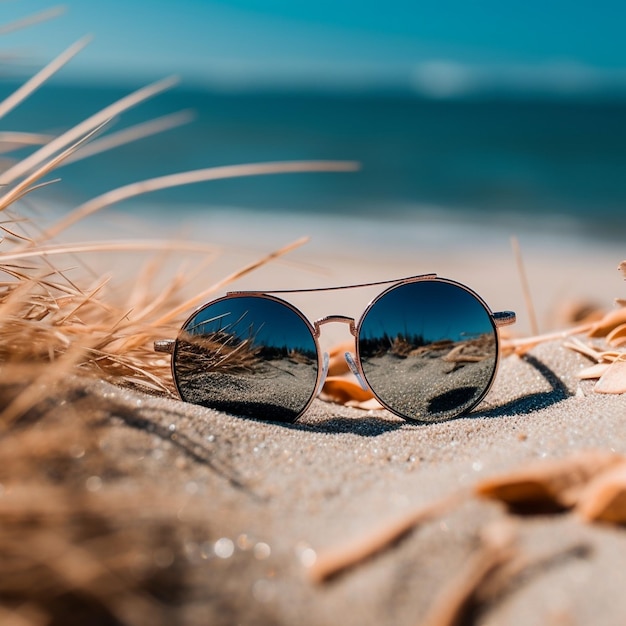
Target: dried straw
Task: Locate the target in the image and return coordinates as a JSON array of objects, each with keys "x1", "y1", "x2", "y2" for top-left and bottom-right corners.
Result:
[{"x1": 0, "y1": 21, "x2": 359, "y2": 624}]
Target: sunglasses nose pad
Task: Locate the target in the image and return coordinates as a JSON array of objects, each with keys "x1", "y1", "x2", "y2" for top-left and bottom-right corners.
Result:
[
  {"x1": 315, "y1": 351, "x2": 330, "y2": 397},
  {"x1": 345, "y1": 352, "x2": 369, "y2": 391}
]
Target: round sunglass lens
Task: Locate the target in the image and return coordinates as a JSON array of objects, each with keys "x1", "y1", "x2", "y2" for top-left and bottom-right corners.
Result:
[
  {"x1": 358, "y1": 280, "x2": 498, "y2": 422},
  {"x1": 173, "y1": 295, "x2": 318, "y2": 422}
]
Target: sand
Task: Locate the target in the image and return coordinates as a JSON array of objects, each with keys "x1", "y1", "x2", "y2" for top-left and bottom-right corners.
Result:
[{"x1": 2, "y1": 214, "x2": 626, "y2": 626}]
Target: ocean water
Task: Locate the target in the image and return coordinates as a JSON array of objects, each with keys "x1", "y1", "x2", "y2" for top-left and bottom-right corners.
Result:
[{"x1": 1, "y1": 79, "x2": 625, "y2": 244}]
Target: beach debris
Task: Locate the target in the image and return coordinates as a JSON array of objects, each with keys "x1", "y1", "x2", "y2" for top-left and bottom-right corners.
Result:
[
  {"x1": 475, "y1": 450, "x2": 624, "y2": 512},
  {"x1": 593, "y1": 356, "x2": 626, "y2": 394},
  {"x1": 419, "y1": 519, "x2": 591, "y2": 626},
  {"x1": 306, "y1": 490, "x2": 466, "y2": 584},
  {"x1": 587, "y1": 306, "x2": 626, "y2": 338},
  {"x1": 501, "y1": 293, "x2": 626, "y2": 394},
  {"x1": 577, "y1": 463, "x2": 626, "y2": 524},
  {"x1": 320, "y1": 341, "x2": 384, "y2": 408},
  {"x1": 562, "y1": 304, "x2": 626, "y2": 394},
  {"x1": 476, "y1": 450, "x2": 626, "y2": 527},
  {"x1": 319, "y1": 377, "x2": 380, "y2": 409},
  {"x1": 307, "y1": 449, "x2": 626, "y2": 612},
  {"x1": 576, "y1": 362, "x2": 612, "y2": 380},
  {"x1": 511, "y1": 235, "x2": 539, "y2": 335},
  {"x1": 500, "y1": 321, "x2": 595, "y2": 357},
  {"x1": 606, "y1": 323, "x2": 626, "y2": 347},
  {"x1": 419, "y1": 520, "x2": 518, "y2": 626}
]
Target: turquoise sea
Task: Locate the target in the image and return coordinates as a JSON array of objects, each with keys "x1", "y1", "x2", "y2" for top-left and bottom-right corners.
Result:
[{"x1": 1, "y1": 79, "x2": 625, "y2": 243}]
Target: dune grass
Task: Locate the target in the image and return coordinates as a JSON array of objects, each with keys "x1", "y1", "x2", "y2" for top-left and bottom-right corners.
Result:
[{"x1": 0, "y1": 18, "x2": 359, "y2": 624}]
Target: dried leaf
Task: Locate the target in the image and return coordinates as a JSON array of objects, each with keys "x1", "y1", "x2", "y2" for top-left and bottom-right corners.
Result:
[
  {"x1": 619, "y1": 260, "x2": 626, "y2": 279},
  {"x1": 475, "y1": 450, "x2": 624, "y2": 512},
  {"x1": 606, "y1": 323, "x2": 626, "y2": 347},
  {"x1": 594, "y1": 357, "x2": 626, "y2": 394},
  {"x1": 577, "y1": 462, "x2": 626, "y2": 523},
  {"x1": 588, "y1": 307, "x2": 626, "y2": 338}
]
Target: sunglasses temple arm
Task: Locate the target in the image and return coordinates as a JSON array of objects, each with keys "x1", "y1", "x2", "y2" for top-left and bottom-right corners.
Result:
[
  {"x1": 154, "y1": 339, "x2": 175, "y2": 353},
  {"x1": 493, "y1": 311, "x2": 516, "y2": 328}
]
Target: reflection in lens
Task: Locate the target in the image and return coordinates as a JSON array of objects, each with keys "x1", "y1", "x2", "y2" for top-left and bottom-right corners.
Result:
[
  {"x1": 358, "y1": 280, "x2": 497, "y2": 422},
  {"x1": 173, "y1": 295, "x2": 318, "y2": 422}
]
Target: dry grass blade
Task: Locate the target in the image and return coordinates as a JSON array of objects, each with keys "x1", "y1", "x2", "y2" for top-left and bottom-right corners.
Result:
[
  {"x1": 0, "y1": 238, "x2": 219, "y2": 262},
  {"x1": 62, "y1": 110, "x2": 196, "y2": 165},
  {"x1": 307, "y1": 491, "x2": 465, "y2": 583},
  {"x1": 8, "y1": 178, "x2": 63, "y2": 205},
  {"x1": 155, "y1": 236, "x2": 310, "y2": 325},
  {"x1": 563, "y1": 336, "x2": 605, "y2": 362},
  {"x1": 0, "y1": 341, "x2": 88, "y2": 429},
  {"x1": 0, "y1": 5, "x2": 66, "y2": 35},
  {"x1": 0, "y1": 75, "x2": 178, "y2": 185},
  {"x1": 0, "y1": 131, "x2": 53, "y2": 152},
  {"x1": 0, "y1": 120, "x2": 110, "y2": 211},
  {"x1": 419, "y1": 521, "x2": 517, "y2": 626},
  {"x1": 511, "y1": 235, "x2": 539, "y2": 335},
  {"x1": 501, "y1": 322, "x2": 595, "y2": 356},
  {"x1": 0, "y1": 17, "x2": 363, "y2": 625},
  {"x1": 15, "y1": 533, "x2": 165, "y2": 626},
  {"x1": 40, "y1": 160, "x2": 360, "y2": 241},
  {"x1": 0, "y1": 605, "x2": 45, "y2": 626},
  {"x1": 0, "y1": 36, "x2": 90, "y2": 121},
  {"x1": 56, "y1": 277, "x2": 111, "y2": 324}
]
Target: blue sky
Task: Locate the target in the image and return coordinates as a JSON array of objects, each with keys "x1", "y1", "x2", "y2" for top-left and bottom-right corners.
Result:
[{"x1": 3, "y1": 1, "x2": 626, "y2": 94}]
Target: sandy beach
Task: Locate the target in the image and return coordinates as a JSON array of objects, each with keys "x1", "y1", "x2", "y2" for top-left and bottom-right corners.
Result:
[
  {"x1": 2, "y1": 3, "x2": 626, "y2": 624},
  {"x1": 2, "y1": 210, "x2": 625, "y2": 626}
]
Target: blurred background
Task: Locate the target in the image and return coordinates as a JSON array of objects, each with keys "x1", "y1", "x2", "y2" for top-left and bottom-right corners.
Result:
[{"x1": 1, "y1": 0, "x2": 625, "y2": 246}]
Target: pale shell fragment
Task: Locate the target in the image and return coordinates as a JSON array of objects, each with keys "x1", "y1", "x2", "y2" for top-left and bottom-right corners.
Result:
[
  {"x1": 594, "y1": 357, "x2": 626, "y2": 394},
  {"x1": 577, "y1": 363, "x2": 611, "y2": 380}
]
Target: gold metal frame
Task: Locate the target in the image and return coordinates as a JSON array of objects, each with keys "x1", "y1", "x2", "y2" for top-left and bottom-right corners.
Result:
[{"x1": 155, "y1": 273, "x2": 516, "y2": 422}]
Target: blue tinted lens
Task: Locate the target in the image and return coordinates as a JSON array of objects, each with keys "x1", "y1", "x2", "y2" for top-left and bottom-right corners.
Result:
[
  {"x1": 173, "y1": 295, "x2": 318, "y2": 422},
  {"x1": 358, "y1": 280, "x2": 497, "y2": 422}
]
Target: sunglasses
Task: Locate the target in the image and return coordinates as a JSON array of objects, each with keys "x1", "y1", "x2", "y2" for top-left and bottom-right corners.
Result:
[{"x1": 155, "y1": 274, "x2": 515, "y2": 424}]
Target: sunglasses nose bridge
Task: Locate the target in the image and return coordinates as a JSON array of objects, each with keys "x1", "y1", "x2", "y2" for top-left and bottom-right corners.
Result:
[{"x1": 313, "y1": 315, "x2": 357, "y2": 338}]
